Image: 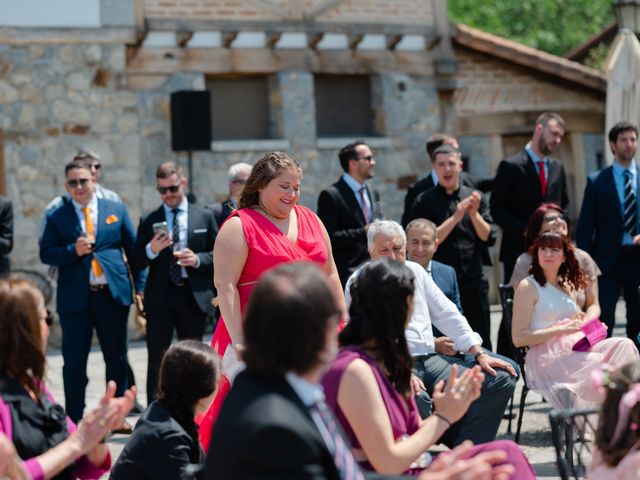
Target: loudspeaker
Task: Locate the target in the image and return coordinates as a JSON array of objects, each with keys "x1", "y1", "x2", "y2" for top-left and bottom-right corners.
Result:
[{"x1": 170, "y1": 90, "x2": 212, "y2": 151}]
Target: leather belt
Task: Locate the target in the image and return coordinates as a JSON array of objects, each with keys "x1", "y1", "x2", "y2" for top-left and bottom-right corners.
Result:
[{"x1": 89, "y1": 284, "x2": 108, "y2": 292}]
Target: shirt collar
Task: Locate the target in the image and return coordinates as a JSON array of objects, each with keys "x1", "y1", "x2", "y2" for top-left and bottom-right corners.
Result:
[
  {"x1": 525, "y1": 143, "x2": 546, "y2": 164},
  {"x1": 342, "y1": 173, "x2": 366, "y2": 193},
  {"x1": 285, "y1": 372, "x2": 324, "y2": 408},
  {"x1": 426, "y1": 260, "x2": 433, "y2": 273},
  {"x1": 612, "y1": 159, "x2": 637, "y2": 176},
  {"x1": 163, "y1": 196, "x2": 188, "y2": 216},
  {"x1": 72, "y1": 194, "x2": 97, "y2": 212}
]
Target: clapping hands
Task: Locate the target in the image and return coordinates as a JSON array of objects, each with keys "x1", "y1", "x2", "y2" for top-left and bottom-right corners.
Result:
[{"x1": 432, "y1": 365, "x2": 483, "y2": 425}]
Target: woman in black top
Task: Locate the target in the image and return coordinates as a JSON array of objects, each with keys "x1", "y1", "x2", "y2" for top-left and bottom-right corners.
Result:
[{"x1": 111, "y1": 340, "x2": 218, "y2": 480}]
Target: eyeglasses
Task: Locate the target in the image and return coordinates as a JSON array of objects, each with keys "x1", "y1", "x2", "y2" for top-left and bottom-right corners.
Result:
[
  {"x1": 67, "y1": 178, "x2": 90, "y2": 188},
  {"x1": 357, "y1": 155, "x2": 374, "y2": 162},
  {"x1": 542, "y1": 214, "x2": 566, "y2": 224},
  {"x1": 157, "y1": 184, "x2": 181, "y2": 195}
]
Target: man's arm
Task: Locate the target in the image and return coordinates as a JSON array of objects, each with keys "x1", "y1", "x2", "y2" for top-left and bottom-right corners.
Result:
[
  {"x1": 317, "y1": 189, "x2": 366, "y2": 247},
  {"x1": 576, "y1": 177, "x2": 596, "y2": 252},
  {"x1": 490, "y1": 160, "x2": 527, "y2": 236},
  {"x1": 39, "y1": 216, "x2": 80, "y2": 267},
  {"x1": 131, "y1": 216, "x2": 153, "y2": 272},
  {"x1": 0, "y1": 199, "x2": 13, "y2": 257}
]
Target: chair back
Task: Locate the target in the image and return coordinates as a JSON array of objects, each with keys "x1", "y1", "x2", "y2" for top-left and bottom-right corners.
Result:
[
  {"x1": 498, "y1": 284, "x2": 527, "y2": 371},
  {"x1": 549, "y1": 407, "x2": 599, "y2": 480}
]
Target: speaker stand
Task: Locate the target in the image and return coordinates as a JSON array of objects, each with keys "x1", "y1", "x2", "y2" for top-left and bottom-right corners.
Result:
[{"x1": 186, "y1": 150, "x2": 196, "y2": 204}]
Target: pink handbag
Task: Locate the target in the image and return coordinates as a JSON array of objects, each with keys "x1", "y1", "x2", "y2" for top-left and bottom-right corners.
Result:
[{"x1": 572, "y1": 318, "x2": 607, "y2": 352}]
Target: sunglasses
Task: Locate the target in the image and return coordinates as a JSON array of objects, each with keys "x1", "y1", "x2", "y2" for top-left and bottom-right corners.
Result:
[
  {"x1": 67, "y1": 178, "x2": 91, "y2": 188},
  {"x1": 157, "y1": 184, "x2": 181, "y2": 195}
]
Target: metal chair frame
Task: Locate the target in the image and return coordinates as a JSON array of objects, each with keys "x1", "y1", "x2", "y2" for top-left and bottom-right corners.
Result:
[{"x1": 549, "y1": 407, "x2": 599, "y2": 480}]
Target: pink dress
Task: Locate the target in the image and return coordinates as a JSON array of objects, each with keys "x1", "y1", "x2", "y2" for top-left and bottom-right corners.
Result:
[
  {"x1": 197, "y1": 205, "x2": 328, "y2": 450},
  {"x1": 524, "y1": 277, "x2": 639, "y2": 410}
]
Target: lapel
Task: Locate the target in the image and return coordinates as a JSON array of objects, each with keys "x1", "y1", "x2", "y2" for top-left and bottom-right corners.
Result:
[
  {"x1": 522, "y1": 150, "x2": 543, "y2": 195},
  {"x1": 62, "y1": 200, "x2": 83, "y2": 239},
  {"x1": 187, "y1": 205, "x2": 194, "y2": 247},
  {"x1": 96, "y1": 198, "x2": 107, "y2": 245},
  {"x1": 337, "y1": 177, "x2": 366, "y2": 225}
]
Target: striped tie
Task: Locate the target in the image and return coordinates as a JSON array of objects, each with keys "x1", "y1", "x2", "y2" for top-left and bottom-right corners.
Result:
[
  {"x1": 623, "y1": 170, "x2": 637, "y2": 236},
  {"x1": 311, "y1": 399, "x2": 364, "y2": 480}
]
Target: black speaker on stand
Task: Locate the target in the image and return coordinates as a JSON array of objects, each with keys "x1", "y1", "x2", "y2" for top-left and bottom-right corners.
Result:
[{"x1": 170, "y1": 90, "x2": 212, "y2": 203}]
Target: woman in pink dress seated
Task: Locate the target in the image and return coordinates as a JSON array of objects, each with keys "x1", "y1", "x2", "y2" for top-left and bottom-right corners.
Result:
[
  {"x1": 198, "y1": 151, "x2": 345, "y2": 450},
  {"x1": 512, "y1": 231, "x2": 638, "y2": 410},
  {"x1": 322, "y1": 259, "x2": 534, "y2": 478},
  {"x1": 590, "y1": 362, "x2": 640, "y2": 479}
]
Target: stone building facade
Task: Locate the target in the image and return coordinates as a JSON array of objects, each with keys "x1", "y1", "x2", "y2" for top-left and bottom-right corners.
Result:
[{"x1": 1, "y1": 0, "x2": 607, "y2": 289}]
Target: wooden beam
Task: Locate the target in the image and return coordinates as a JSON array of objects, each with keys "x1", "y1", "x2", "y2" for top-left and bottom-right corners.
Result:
[
  {"x1": 348, "y1": 34, "x2": 364, "y2": 50},
  {"x1": 145, "y1": 18, "x2": 436, "y2": 37},
  {"x1": 386, "y1": 34, "x2": 403, "y2": 51},
  {"x1": 176, "y1": 31, "x2": 193, "y2": 48},
  {"x1": 266, "y1": 31, "x2": 282, "y2": 49},
  {"x1": 245, "y1": 0, "x2": 289, "y2": 18},
  {"x1": 125, "y1": 47, "x2": 435, "y2": 76},
  {"x1": 308, "y1": 33, "x2": 324, "y2": 50},
  {"x1": 455, "y1": 111, "x2": 605, "y2": 136},
  {"x1": 304, "y1": 0, "x2": 348, "y2": 19},
  {"x1": 222, "y1": 31, "x2": 238, "y2": 49}
]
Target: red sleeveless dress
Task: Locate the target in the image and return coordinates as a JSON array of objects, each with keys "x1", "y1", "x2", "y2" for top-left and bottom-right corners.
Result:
[{"x1": 197, "y1": 205, "x2": 328, "y2": 450}]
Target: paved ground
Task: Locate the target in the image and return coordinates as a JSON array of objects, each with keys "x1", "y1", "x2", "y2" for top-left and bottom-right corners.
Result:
[{"x1": 44, "y1": 301, "x2": 632, "y2": 478}]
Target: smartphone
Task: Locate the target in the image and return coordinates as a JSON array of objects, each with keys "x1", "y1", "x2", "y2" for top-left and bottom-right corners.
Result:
[{"x1": 152, "y1": 221, "x2": 169, "y2": 237}]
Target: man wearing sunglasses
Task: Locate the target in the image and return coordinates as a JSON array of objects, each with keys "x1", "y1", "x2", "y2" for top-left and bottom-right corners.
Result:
[
  {"x1": 131, "y1": 161, "x2": 217, "y2": 403},
  {"x1": 317, "y1": 141, "x2": 383, "y2": 287},
  {"x1": 39, "y1": 160, "x2": 143, "y2": 423}
]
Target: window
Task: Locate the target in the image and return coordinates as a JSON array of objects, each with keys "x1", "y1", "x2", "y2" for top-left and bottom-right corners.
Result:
[
  {"x1": 315, "y1": 75, "x2": 375, "y2": 137},
  {"x1": 207, "y1": 76, "x2": 272, "y2": 140}
]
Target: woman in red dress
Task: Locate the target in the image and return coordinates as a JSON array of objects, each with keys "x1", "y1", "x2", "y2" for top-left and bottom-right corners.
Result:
[{"x1": 197, "y1": 152, "x2": 345, "y2": 450}]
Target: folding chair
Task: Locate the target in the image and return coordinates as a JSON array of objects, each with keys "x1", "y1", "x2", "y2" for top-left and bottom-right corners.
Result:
[
  {"x1": 549, "y1": 407, "x2": 599, "y2": 480},
  {"x1": 498, "y1": 283, "x2": 529, "y2": 443}
]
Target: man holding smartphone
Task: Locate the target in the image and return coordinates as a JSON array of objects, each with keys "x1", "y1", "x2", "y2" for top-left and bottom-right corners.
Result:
[
  {"x1": 40, "y1": 160, "x2": 143, "y2": 422},
  {"x1": 131, "y1": 161, "x2": 217, "y2": 403}
]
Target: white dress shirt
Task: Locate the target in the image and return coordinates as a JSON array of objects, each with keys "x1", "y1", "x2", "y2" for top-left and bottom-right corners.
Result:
[{"x1": 345, "y1": 260, "x2": 482, "y2": 356}]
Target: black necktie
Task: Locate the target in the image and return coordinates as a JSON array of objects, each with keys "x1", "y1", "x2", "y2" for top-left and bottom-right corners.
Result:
[
  {"x1": 169, "y1": 208, "x2": 183, "y2": 285},
  {"x1": 623, "y1": 170, "x2": 637, "y2": 236}
]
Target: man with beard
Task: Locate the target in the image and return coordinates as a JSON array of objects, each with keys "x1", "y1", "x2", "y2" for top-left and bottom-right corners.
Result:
[
  {"x1": 491, "y1": 112, "x2": 569, "y2": 282},
  {"x1": 490, "y1": 112, "x2": 569, "y2": 357},
  {"x1": 578, "y1": 122, "x2": 640, "y2": 350}
]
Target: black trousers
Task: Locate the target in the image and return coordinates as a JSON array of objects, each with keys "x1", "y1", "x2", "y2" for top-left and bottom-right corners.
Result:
[
  {"x1": 145, "y1": 283, "x2": 206, "y2": 402},
  {"x1": 599, "y1": 248, "x2": 640, "y2": 352},
  {"x1": 458, "y1": 275, "x2": 492, "y2": 350}
]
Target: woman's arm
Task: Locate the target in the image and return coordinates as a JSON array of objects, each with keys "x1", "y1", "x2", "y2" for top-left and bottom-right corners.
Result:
[
  {"x1": 213, "y1": 217, "x2": 249, "y2": 345},
  {"x1": 512, "y1": 279, "x2": 581, "y2": 347},
  {"x1": 337, "y1": 359, "x2": 447, "y2": 474},
  {"x1": 582, "y1": 278, "x2": 601, "y2": 322},
  {"x1": 317, "y1": 217, "x2": 347, "y2": 314}
]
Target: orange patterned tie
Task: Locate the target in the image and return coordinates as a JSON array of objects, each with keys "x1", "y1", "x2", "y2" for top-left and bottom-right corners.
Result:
[{"x1": 82, "y1": 207, "x2": 103, "y2": 277}]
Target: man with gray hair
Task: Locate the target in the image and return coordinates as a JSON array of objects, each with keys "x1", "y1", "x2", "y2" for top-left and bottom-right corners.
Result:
[
  {"x1": 344, "y1": 220, "x2": 518, "y2": 447},
  {"x1": 207, "y1": 162, "x2": 252, "y2": 228}
]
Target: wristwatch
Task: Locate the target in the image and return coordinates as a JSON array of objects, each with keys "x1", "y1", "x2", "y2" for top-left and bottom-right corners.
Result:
[{"x1": 473, "y1": 349, "x2": 486, "y2": 361}]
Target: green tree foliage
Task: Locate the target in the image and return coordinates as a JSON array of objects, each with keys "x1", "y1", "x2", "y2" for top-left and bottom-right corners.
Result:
[{"x1": 449, "y1": 0, "x2": 615, "y2": 57}]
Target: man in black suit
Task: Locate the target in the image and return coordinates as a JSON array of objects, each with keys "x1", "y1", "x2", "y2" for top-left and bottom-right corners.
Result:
[
  {"x1": 317, "y1": 141, "x2": 383, "y2": 286},
  {"x1": 206, "y1": 161, "x2": 251, "y2": 227},
  {"x1": 577, "y1": 122, "x2": 640, "y2": 350},
  {"x1": 491, "y1": 112, "x2": 569, "y2": 281},
  {"x1": 0, "y1": 196, "x2": 13, "y2": 278},
  {"x1": 206, "y1": 262, "x2": 513, "y2": 480},
  {"x1": 402, "y1": 133, "x2": 475, "y2": 228},
  {"x1": 131, "y1": 161, "x2": 217, "y2": 402}
]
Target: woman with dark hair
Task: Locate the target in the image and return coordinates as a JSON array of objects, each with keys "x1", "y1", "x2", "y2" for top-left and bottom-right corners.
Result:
[
  {"x1": 322, "y1": 259, "x2": 534, "y2": 477},
  {"x1": 198, "y1": 151, "x2": 345, "y2": 449},
  {"x1": 590, "y1": 362, "x2": 640, "y2": 479},
  {"x1": 512, "y1": 232, "x2": 638, "y2": 410},
  {"x1": 0, "y1": 277, "x2": 135, "y2": 480},
  {"x1": 111, "y1": 340, "x2": 218, "y2": 479},
  {"x1": 509, "y1": 203, "x2": 600, "y2": 309}
]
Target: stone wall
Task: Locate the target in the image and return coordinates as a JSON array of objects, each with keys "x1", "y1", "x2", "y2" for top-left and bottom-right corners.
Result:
[{"x1": 0, "y1": 41, "x2": 442, "y2": 271}]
